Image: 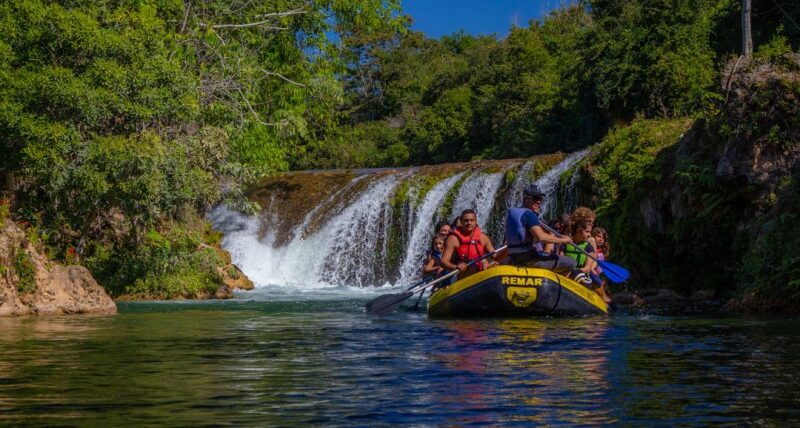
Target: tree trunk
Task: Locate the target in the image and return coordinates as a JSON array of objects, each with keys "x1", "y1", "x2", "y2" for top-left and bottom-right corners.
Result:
[
  {"x1": 742, "y1": 0, "x2": 753, "y2": 57},
  {"x1": 1, "y1": 170, "x2": 15, "y2": 203}
]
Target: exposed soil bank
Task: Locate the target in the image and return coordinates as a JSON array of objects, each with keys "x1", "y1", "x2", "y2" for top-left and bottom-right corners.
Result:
[{"x1": 0, "y1": 220, "x2": 116, "y2": 316}]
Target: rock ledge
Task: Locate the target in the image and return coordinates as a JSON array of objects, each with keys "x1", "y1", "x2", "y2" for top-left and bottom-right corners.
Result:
[{"x1": 0, "y1": 221, "x2": 116, "y2": 317}]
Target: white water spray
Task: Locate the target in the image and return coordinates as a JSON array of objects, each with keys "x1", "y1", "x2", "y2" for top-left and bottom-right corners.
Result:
[
  {"x1": 532, "y1": 149, "x2": 589, "y2": 218},
  {"x1": 449, "y1": 171, "x2": 505, "y2": 228},
  {"x1": 396, "y1": 172, "x2": 465, "y2": 284},
  {"x1": 211, "y1": 150, "x2": 591, "y2": 291}
]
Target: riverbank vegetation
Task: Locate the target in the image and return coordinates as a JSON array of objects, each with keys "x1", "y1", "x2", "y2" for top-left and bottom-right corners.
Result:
[
  {"x1": 0, "y1": 0, "x2": 402, "y2": 297},
  {"x1": 570, "y1": 56, "x2": 800, "y2": 309},
  {"x1": 1, "y1": 0, "x2": 798, "y2": 306}
]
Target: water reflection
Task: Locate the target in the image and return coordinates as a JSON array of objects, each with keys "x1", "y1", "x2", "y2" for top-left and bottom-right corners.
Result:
[
  {"x1": 0, "y1": 314, "x2": 108, "y2": 341},
  {"x1": 429, "y1": 318, "x2": 615, "y2": 425},
  {"x1": 0, "y1": 303, "x2": 799, "y2": 425}
]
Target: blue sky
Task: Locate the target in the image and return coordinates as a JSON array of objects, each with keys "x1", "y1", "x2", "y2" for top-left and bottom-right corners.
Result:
[{"x1": 401, "y1": 0, "x2": 569, "y2": 39}]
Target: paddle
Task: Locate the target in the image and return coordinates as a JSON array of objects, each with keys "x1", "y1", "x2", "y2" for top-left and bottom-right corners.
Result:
[
  {"x1": 410, "y1": 271, "x2": 447, "y2": 310},
  {"x1": 539, "y1": 222, "x2": 630, "y2": 283},
  {"x1": 366, "y1": 245, "x2": 508, "y2": 316},
  {"x1": 365, "y1": 275, "x2": 431, "y2": 312}
]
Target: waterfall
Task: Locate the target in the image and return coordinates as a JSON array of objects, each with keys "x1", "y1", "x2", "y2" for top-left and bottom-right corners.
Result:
[
  {"x1": 560, "y1": 161, "x2": 583, "y2": 215},
  {"x1": 396, "y1": 172, "x2": 465, "y2": 285},
  {"x1": 534, "y1": 149, "x2": 589, "y2": 219},
  {"x1": 507, "y1": 161, "x2": 535, "y2": 209},
  {"x1": 210, "y1": 175, "x2": 402, "y2": 288},
  {"x1": 211, "y1": 150, "x2": 591, "y2": 290},
  {"x1": 449, "y1": 171, "x2": 505, "y2": 229}
]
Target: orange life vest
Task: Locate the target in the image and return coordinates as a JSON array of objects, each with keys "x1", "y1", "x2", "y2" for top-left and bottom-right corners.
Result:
[{"x1": 450, "y1": 226, "x2": 485, "y2": 269}]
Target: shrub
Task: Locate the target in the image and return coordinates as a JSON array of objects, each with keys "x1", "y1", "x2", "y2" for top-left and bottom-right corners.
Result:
[
  {"x1": 0, "y1": 198, "x2": 8, "y2": 226},
  {"x1": 592, "y1": 118, "x2": 692, "y2": 214},
  {"x1": 86, "y1": 219, "x2": 227, "y2": 298},
  {"x1": 14, "y1": 250, "x2": 36, "y2": 294}
]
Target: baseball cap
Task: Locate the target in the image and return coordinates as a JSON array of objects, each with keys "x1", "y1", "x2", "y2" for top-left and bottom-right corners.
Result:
[{"x1": 522, "y1": 184, "x2": 545, "y2": 199}]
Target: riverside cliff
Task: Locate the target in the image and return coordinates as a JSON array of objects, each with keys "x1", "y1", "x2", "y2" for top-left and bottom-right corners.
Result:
[
  {"x1": 0, "y1": 217, "x2": 116, "y2": 316},
  {"x1": 566, "y1": 55, "x2": 800, "y2": 312},
  {"x1": 0, "y1": 199, "x2": 252, "y2": 313}
]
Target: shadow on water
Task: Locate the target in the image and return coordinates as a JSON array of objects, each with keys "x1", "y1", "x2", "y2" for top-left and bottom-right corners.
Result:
[{"x1": 1, "y1": 300, "x2": 799, "y2": 425}]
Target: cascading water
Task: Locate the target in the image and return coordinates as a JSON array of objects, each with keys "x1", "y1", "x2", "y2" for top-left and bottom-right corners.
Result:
[
  {"x1": 560, "y1": 161, "x2": 584, "y2": 216},
  {"x1": 211, "y1": 150, "x2": 591, "y2": 290},
  {"x1": 210, "y1": 174, "x2": 402, "y2": 288},
  {"x1": 507, "y1": 161, "x2": 535, "y2": 209},
  {"x1": 449, "y1": 171, "x2": 505, "y2": 228},
  {"x1": 533, "y1": 149, "x2": 589, "y2": 219},
  {"x1": 396, "y1": 172, "x2": 465, "y2": 284}
]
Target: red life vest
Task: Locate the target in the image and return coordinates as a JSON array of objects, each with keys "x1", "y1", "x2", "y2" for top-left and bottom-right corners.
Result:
[{"x1": 450, "y1": 226, "x2": 485, "y2": 269}]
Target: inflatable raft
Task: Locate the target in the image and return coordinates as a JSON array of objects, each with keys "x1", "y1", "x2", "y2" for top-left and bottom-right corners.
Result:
[{"x1": 428, "y1": 265, "x2": 608, "y2": 317}]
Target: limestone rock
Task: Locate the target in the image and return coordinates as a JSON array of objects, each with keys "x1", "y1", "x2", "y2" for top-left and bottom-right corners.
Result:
[
  {"x1": 689, "y1": 289, "x2": 716, "y2": 302},
  {"x1": 198, "y1": 243, "x2": 254, "y2": 298},
  {"x1": 642, "y1": 289, "x2": 686, "y2": 306},
  {"x1": 0, "y1": 221, "x2": 116, "y2": 317},
  {"x1": 611, "y1": 290, "x2": 644, "y2": 306}
]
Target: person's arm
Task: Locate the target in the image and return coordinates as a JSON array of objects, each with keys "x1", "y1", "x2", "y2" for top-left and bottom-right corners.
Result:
[
  {"x1": 422, "y1": 256, "x2": 442, "y2": 275},
  {"x1": 581, "y1": 244, "x2": 597, "y2": 273},
  {"x1": 482, "y1": 234, "x2": 495, "y2": 254},
  {"x1": 440, "y1": 235, "x2": 466, "y2": 271},
  {"x1": 530, "y1": 225, "x2": 571, "y2": 245},
  {"x1": 481, "y1": 234, "x2": 499, "y2": 266}
]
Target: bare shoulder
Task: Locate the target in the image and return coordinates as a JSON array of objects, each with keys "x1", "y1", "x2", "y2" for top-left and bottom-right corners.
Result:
[{"x1": 446, "y1": 234, "x2": 460, "y2": 246}]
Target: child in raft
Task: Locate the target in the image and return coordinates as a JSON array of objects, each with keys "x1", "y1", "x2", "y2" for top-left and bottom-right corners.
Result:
[
  {"x1": 591, "y1": 227, "x2": 612, "y2": 299},
  {"x1": 564, "y1": 220, "x2": 612, "y2": 303},
  {"x1": 422, "y1": 235, "x2": 446, "y2": 278},
  {"x1": 571, "y1": 206, "x2": 599, "y2": 253}
]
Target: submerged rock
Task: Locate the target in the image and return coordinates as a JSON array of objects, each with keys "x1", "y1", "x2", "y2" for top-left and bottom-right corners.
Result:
[
  {"x1": 0, "y1": 221, "x2": 116, "y2": 316},
  {"x1": 610, "y1": 290, "x2": 644, "y2": 306},
  {"x1": 642, "y1": 289, "x2": 686, "y2": 306}
]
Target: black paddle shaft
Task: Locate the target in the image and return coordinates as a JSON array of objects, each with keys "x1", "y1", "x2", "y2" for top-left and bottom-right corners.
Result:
[{"x1": 366, "y1": 245, "x2": 508, "y2": 315}]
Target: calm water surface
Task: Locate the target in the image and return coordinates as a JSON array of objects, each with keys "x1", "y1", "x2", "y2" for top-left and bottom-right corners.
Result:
[{"x1": 1, "y1": 296, "x2": 799, "y2": 426}]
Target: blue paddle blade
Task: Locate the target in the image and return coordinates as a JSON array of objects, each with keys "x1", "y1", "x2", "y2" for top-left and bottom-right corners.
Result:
[{"x1": 598, "y1": 260, "x2": 630, "y2": 283}]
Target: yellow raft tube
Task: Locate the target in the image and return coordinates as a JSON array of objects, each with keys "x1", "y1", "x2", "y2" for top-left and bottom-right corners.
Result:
[{"x1": 428, "y1": 265, "x2": 608, "y2": 318}]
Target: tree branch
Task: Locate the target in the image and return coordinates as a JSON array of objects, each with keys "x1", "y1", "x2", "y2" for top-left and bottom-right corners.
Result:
[
  {"x1": 261, "y1": 69, "x2": 306, "y2": 87},
  {"x1": 179, "y1": 0, "x2": 192, "y2": 34},
  {"x1": 254, "y1": 8, "x2": 308, "y2": 19},
  {"x1": 198, "y1": 8, "x2": 307, "y2": 30}
]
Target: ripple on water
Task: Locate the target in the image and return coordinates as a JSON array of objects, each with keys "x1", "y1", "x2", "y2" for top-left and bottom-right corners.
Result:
[{"x1": 1, "y1": 303, "x2": 800, "y2": 425}]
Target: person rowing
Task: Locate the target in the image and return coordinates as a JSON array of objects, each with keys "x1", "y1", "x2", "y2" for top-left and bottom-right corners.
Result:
[
  {"x1": 440, "y1": 209, "x2": 499, "y2": 279},
  {"x1": 503, "y1": 184, "x2": 577, "y2": 274}
]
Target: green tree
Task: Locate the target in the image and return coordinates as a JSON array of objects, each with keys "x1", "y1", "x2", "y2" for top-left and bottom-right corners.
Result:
[
  {"x1": 581, "y1": 0, "x2": 731, "y2": 119},
  {"x1": 0, "y1": 0, "x2": 403, "y2": 294}
]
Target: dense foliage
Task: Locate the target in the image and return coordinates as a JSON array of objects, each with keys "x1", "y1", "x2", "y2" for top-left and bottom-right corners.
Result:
[
  {"x1": 0, "y1": 0, "x2": 401, "y2": 296},
  {"x1": 1, "y1": 0, "x2": 798, "y2": 300},
  {"x1": 289, "y1": 0, "x2": 799, "y2": 169},
  {"x1": 573, "y1": 56, "x2": 800, "y2": 306}
]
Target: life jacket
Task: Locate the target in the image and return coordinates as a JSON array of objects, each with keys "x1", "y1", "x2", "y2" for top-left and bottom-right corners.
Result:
[
  {"x1": 427, "y1": 250, "x2": 443, "y2": 267},
  {"x1": 450, "y1": 226, "x2": 485, "y2": 269},
  {"x1": 593, "y1": 247, "x2": 604, "y2": 274},
  {"x1": 504, "y1": 207, "x2": 544, "y2": 255},
  {"x1": 595, "y1": 247, "x2": 605, "y2": 262},
  {"x1": 424, "y1": 250, "x2": 445, "y2": 279},
  {"x1": 564, "y1": 241, "x2": 590, "y2": 268}
]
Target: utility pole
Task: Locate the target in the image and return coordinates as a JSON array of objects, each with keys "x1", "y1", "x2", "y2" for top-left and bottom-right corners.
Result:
[{"x1": 742, "y1": 0, "x2": 753, "y2": 57}]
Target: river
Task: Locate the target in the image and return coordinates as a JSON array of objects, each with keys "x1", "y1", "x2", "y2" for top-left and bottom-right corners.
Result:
[{"x1": 2, "y1": 293, "x2": 799, "y2": 426}]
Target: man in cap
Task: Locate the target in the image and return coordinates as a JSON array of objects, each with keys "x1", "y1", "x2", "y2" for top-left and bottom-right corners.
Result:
[{"x1": 503, "y1": 184, "x2": 577, "y2": 274}]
